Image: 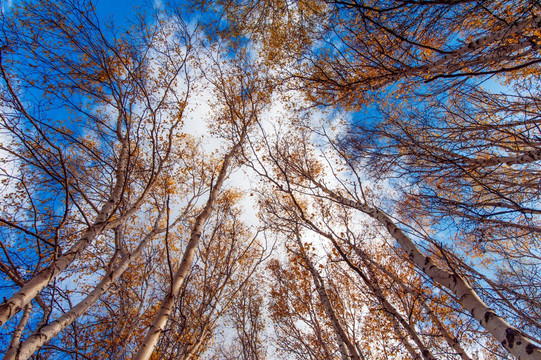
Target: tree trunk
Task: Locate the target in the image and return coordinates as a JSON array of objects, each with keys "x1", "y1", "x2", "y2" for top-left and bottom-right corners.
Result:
[
  {"x1": 133, "y1": 139, "x2": 243, "y2": 360},
  {"x1": 0, "y1": 140, "x2": 130, "y2": 327},
  {"x1": 3, "y1": 304, "x2": 32, "y2": 359},
  {"x1": 5, "y1": 209, "x2": 166, "y2": 360},
  {"x1": 294, "y1": 228, "x2": 361, "y2": 360},
  {"x1": 322, "y1": 186, "x2": 541, "y2": 360}
]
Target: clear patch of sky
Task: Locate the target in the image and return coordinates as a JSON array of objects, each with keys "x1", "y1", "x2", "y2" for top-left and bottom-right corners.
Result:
[{"x1": 94, "y1": 0, "x2": 149, "y2": 23}]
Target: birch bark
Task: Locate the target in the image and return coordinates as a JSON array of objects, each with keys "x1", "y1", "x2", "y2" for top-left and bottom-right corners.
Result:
[
  {"x1": 4, "y1": 206, "x2": 171, "y2": 360},
  {"x1": 320, "y1": 186, "x2": 541, "y2": 360},
  {"x1": 0, "y1": 139, "x2": 130, "y2": 327},
  {"x1": 133, "y1": 138, "x2": 244, "y2": 360}
]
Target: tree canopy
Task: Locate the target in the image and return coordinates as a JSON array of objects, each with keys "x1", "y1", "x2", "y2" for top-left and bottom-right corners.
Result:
[{"x1": 1, "y1": 0, "x2": 541, "y2": 359}]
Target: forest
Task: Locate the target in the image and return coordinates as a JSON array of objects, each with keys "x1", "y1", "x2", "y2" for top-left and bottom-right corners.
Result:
[{"x1": 0, "y1": 0, "x2": 540, "y2": 359}]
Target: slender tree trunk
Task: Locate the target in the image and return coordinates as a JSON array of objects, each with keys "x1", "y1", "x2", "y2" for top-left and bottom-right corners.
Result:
[
  {"x1": 376, "y1": 286, "x2": 436, "y2": 360},
  {"x1": 3, "y1": 304, "x2": 32, "y2": 359},
  {"x1": 180, "y1": 326, "x2": 210, "y2": 360},
  {"x1": 0, "y1": 141, "x2": 130, "y2": 327},
  {"x1": 133, "y1": 139, "x2": 243, "y2": 360},
  {"x1": 321, "y1": 186, "x2": 541, "y2": 359},
  {"x1": 341, "y1": 252, "x2": 437, "y2": 360},
  {"x1": 5, "y1": 209, "x2": 166, "y2": 360},
  {"x1": 0, "y1": 256, "x2": 51, "y2": 328},
  {"x1": 293, "y1": 228, "x2": 361, "y2": 360},
  {"x1": 351, "y1": 248, "x2": 473, "y2": 360},
  {"x1": 421, "y1": 301, "x2": 473, "y2": 360},
  {"x1": 293, "y1": 207, "x2": 437, "y2": 359},
  {"x1": 390, "y1": 315, "x2": 422, "y2": 360}
]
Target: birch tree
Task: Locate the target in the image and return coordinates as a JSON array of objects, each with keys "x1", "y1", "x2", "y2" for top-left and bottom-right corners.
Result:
[
  {"x1": 244, "y1": 115, "x2": 541, "y2": 358},
  {"x1": 340, "y1": 80, "x2": 541, "y2": 344},
  {"x1": 133, "y1": 50, "x2": 272, "y2": 359},
  {"x1": 0, "y1": 0, "x2": 192, "y2": 339}
]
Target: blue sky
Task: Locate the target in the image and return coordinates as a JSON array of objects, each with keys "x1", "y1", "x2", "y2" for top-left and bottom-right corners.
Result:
[
  {"x1": 3, "y1": 0, "x2": 153, "y2": 20},
  {"x1": 94, "y1": 0, "x2": 154, "y2": 29},
  {"x1": 95, "y1": 0, "x2": 148, "y2": 18}
]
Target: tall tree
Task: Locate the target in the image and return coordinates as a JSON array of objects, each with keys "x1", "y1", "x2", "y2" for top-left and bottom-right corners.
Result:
[
  {"x1": 343, "y1": 83, "x2": 541, "y2": 341},
  {"x1": 0, "y1": 1, "x2": 271, "y2": 358},
  {"x1": 244, "y1": 114, "x2": 541, "y2": 358},
  {"x1": 0, "y1": 0, "x2": 191, "y2": 334},
  {"x1": 133, "y1": 48, "x2": 272, "y2": 359}
]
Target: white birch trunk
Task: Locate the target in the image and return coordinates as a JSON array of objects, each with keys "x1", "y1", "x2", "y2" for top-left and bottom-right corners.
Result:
[
  {"x1": 469, "y1": 149, "x2": 541, "y2": 167},
  {"x1": 3, "y1": 304, "x2": 32, "y2": 360},
  {"x1": 0, "y1": 140, "x2": 130, "y2": 327},
  {"x1": 321, "y1": 187, "x2": 541, "y2": 360},
  {"x1": 294, "y1": 230, "x2": 361, "y2": 360},
  {"x1": 409, "y1": 14, "x2": 541, "y2": 75},
  {"x1": 133, "y1": 139, "x2": 242, "y2": 360},
  {"x1": 416, "y1": 143, "x2": 541, "y2": 168},
  {"x1": 310, "y1": 271, "x2": 354, "y2": 360},
  {"x1": 4, "y1": 210, "x2": 166, "y2": 360}
]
